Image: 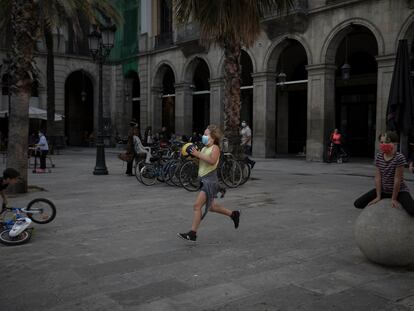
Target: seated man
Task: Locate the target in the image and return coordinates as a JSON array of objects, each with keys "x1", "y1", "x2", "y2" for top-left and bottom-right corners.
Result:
[{"x1": 132, "y1": 127, "x2": 151, "y2": 164}]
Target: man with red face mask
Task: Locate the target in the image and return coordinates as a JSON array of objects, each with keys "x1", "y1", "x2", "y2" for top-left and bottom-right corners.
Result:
[{"x1": 354, "y1": 131, "x2": 414, "y2": 216}]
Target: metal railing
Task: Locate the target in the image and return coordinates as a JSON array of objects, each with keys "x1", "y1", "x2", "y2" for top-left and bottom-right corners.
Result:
[
  {"x1": 263, "y1": 0, "x2": 308, "y2": 18},
  {"x1": 176, "y1": 22, "x2": 200, "y2": 43}
]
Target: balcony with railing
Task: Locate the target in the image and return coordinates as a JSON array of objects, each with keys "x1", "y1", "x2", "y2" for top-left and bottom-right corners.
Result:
[
  {"x1": 262, "y1": 0, "x2": 309, "y2": 39},
  {"x1": 175, "y1": 22, "x2": 205, "y2": 57}
]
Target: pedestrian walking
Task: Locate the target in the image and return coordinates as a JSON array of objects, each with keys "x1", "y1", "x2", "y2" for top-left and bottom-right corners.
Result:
[
  {"x1": 240, "y1": 121, "x2": 255, "y2": 168},
  {"x1": 36, "y1": 131, "x2": 49, "y2": 173},
  {"x1": 354, "y1": 131, "x2": 414, "y2": 216},
  {"x1": 125, "y1": 121, "x2": 140, "y2": 176},
  {"x1": 177, "y1": 124, "x2": 240, "y2": 242}
]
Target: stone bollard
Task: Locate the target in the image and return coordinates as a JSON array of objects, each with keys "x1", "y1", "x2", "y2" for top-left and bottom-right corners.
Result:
[{"x1": 354, "y1": 199, "x2": 414, "y2": 266}]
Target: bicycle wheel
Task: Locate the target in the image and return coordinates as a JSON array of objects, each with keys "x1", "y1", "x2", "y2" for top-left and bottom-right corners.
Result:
[
  {"x1": 165, "y1": 160, "x2": 179, "y2": 186},
  {"x1": 221, "y1": 159, "x2": 242, "y2": 188},
  {"x1": 140, "y1": 164, "x2": 157, "y2": 186},
  {"x1": 326, "y1": 145, "x2": 333, "y2": 163},
  {"x1": 0, "y1": 229, "x2": 32, "y2": 246},
  {"x1": 170, "y1": 160, "x2": 183, "y2": 187},
  {"x1": 179, "y1": 160, "x2": 200, "y2": 192},
  {"x1": 238, "y1": 160, "x2": 251, "y2": 186},
  {"x1": 134, "y1": 160, "x2": 146, "y2": 183},
  {"x1": 161, "y1": 159, "x2": 175, "y2": 186},
  {"x1": 25, "y1": 198, "x2": 56, "y2": 224}
]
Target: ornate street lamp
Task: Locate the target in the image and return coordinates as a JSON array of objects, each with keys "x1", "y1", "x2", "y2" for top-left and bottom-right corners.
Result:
[
  {"x1": 81, "y1": 69, "x2": 87, "y2": 102},
  {"x1": 341, "y1": 34, "x2": 351, "y2": 80},
  {"x1": 277, "y1": 71, "x2": 287, "y2": 89},
  {"x1": 88, "y1": 24, "x2": 116, "y2": 175}
]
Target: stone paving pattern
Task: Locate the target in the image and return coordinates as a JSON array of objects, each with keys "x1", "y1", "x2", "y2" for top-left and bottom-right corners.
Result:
[{"x1": 0, "y1": 148, "x2": 413, "y2": 311}]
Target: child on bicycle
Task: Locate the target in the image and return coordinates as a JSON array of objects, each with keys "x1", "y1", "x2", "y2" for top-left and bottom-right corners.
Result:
[
  {"x1": 0, "y1": 168, "x2": 20, "y2": 207},
  {"x1": 354, "y1": 131, "x2": 414, "y2": 216},
  {"x1": 177, "y1": 124, "x2": 240, "y2": 242}
]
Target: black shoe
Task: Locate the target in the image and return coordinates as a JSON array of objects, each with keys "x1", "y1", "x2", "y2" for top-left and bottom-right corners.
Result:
[
  {"x1": 250, "y1": 161, "x2": 256, "y2": 169},
  {"x1": 177, "y1": 231, "x2": 197, "y2": 242},
  {"x1": 220, "y1": 187, "x2": 227, "y2": 198},
  {"x1": 231, "y1": 210, "x2": 240, "y2": 229}
]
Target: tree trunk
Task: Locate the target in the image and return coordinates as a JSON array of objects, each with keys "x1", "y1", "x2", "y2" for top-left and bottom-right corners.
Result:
[
  {"x1": 45, "y1": 25, "x2": 56, "y2": 138},
  {"x1": 7, "y1": 0, "x2": 40, "y2": 193},
  {"x1": 223, "y1": 40, "x2": 242, "y2": 156}
]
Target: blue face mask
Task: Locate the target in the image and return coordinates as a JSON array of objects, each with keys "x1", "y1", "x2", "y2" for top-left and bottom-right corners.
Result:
[{"x1": 202, "y1": 135, "x2": 209, "y2": 145}]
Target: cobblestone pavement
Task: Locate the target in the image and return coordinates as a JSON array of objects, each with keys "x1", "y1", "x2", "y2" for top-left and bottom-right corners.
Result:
[{"x1": 0, "y1": 148, "x2": 413, "y2": 311}]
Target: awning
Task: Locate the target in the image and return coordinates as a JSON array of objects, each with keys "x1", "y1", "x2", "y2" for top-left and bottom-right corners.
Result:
[{"x1": 0, "y1": 106, "x2": 64, "y2": 121}]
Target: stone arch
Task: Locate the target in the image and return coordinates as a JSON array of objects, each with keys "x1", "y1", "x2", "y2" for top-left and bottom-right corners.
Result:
[
  {"x1": 152, "y1": 61, "x2": 178, "y2": 87},
  {"x1": 63, "y1": 60, "x2": 97, "y2": 87},
  {"x1": 321, "y1": 18, "x2": 384, "y2": 63},
  {"x1": 264, "y1": 34, "x2": 312, "y2": 71},
  {"x1": 216, "y1": 47, "x2": 258, "y2": 78},
  {"x1": 65, "y1": 68, "x2": 96, "y2": 86},
  {"x1": 396, "y1": 13, "x2": 414, "y2": 49},
  {"x1": 182, "y1": 55, "x2": 212, "y2": 83}
]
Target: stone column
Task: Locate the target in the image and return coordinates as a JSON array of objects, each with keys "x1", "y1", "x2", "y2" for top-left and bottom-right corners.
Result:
[
  {"x1": 209, "y1": 78, "x2": 224, "y2": 128},
  {"x1": 375, "y1": 55, "x2": 396, "y2": 150},
  {"x1": 276, "y1": 90, "x2": 289, "y2": 153},
  {"x1": 306, "y1": 64, "x2": 336, "y2": 161},
  {"x1": 252, "y1": 72, "x2": 276, "y2": 158},
  {"x1": 150, "y1": 87, "x2": 163, "y2": 131},
  {"x1": 174, "y1": 82, "x2": 193, "y2": 136}
]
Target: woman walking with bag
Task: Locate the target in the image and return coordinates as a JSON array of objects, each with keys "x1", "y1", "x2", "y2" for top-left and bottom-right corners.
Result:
[{"x1": 177, "y1": 124, "x2": 240, "y2": 242}]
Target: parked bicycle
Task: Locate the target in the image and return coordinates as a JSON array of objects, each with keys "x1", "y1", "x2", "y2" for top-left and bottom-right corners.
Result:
[{"x1": 0, "y1": 198, "x2": 56, "y2": 246}]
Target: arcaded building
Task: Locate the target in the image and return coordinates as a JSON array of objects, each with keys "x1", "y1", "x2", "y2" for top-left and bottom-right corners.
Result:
[{"x1": 1, "y1": 0, "x2": 414, "y2": 161}]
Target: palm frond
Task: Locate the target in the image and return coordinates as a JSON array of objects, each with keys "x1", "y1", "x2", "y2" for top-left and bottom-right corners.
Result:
[
  {"x1": 0, "y1": 0, "x2": 12, "y2": 35},
  {"x1": 174, "y1": 0, "x2": 293, "y2": 47}
]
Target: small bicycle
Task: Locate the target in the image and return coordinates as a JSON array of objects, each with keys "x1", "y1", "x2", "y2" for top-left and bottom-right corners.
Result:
[{"x1": 0, "y1": 198, "x2": 56, "y2": 246}]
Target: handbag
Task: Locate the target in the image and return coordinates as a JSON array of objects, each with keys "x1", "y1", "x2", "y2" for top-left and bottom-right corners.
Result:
[{"x1": 118, "y1": 152, "x2": 134, "y2": 162}]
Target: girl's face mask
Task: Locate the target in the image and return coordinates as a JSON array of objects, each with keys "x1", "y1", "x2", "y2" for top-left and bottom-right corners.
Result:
[
  {"x1": 202, "y1": 135, "x2": 210, "y2": 145},
  {"x1": 380, "y1": 143, "x2": 394, "y2": 154}
]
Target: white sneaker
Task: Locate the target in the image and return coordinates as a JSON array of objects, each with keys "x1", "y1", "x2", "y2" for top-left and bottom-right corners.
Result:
[{"x1": 9, "y1": 218, "x2": 32, "y2": 237}]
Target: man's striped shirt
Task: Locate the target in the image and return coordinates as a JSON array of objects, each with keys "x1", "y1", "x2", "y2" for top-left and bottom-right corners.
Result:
[{"x1": 375, "y1": 152, "x2": 409, "y2": 193}]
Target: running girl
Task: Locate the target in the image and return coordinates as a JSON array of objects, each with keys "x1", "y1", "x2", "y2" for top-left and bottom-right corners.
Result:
[{"x1": 178, "y1": 125, "x2": 240, "y2": 242}]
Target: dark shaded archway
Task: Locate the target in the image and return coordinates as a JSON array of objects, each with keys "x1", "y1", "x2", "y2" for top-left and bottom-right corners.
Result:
[
  {"x1": 192, "y1": 59, "x2": 210, "y2": 134},
  {"x1": 240, "y1": 50, "x2": 254, "y2": 128},
  {"x1": 276, "y1": 39, "x2": 308, "y2": 154},
  {"x1": 125, "y1": 71, "x2": 140, "y2": 125},
  {"x1": 65, "y1": 70, "x2": 94, "y2": 146},
  {"x1": 162, "y1": 66, "x2": 175, "y2": 133},
  {"x1": 334, "y1": 25, "x2": 378, "y2": 157}
]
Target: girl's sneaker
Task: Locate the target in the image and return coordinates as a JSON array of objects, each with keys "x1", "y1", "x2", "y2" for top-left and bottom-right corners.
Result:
[
  {"x1": 231, "y1": 210, "x2": 241, "y2": 229},
  {"x1": 177, "y1": 231, "x2": 197, "y2": 242}
]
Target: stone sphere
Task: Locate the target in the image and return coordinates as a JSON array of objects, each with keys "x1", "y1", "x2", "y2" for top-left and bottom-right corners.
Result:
[{"x1": 354, "y1": 199, "x2": 414, "y2": 266}]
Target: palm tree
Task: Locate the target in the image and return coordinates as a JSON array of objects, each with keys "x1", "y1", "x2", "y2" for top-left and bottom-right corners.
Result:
[
  {"x1": 0, "y1": 0, "x2": 41, "y2": 193},
  {"x1": 174, "y1": 0, "x2": 292, "y2": 154},
  {"x1": 0, "y1": 0, "x2": 121, "y2": 192}
]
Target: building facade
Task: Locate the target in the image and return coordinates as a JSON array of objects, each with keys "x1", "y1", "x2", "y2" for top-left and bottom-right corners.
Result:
[{"x1": 1, "y1": 0, "x2": 414, "y2": 161}]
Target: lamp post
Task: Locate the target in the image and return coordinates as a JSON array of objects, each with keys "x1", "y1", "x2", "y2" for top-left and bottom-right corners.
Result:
[
  {"x1": 341, "y1": 34, "x2": 351, "y2": 80},
  {"x1": 88, "y1": 24, "x2": 116, "y2": 175}
]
